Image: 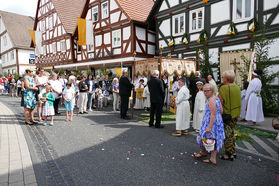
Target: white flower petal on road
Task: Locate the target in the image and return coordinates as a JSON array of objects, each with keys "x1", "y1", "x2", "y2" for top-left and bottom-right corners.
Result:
[
  {"x1": 101, "y1": 148, "x2": 105, "y2": 151},
  {"x1": 141, "y1": 154, "x2": 145, "y2": 156}
]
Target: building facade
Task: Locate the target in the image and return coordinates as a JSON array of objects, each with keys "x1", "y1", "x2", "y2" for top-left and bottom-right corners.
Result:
[
  {"x1": 0, "y1": 11, "x2": 35, "y2": 75},
  {"x1": 148, "y1": 0, "x2": 279, "y2": 83}
]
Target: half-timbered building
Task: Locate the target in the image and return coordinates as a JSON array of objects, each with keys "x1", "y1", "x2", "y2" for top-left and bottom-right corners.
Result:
[
  {"x1": 0, "y1": 11, "x2": 35, "y2": 75},
  {"x1": 148, "y1": 0, "x2": 279, "y2": 83},
  {"x1": 33, "y1": 0, "x2": 156, "y2": 72}
]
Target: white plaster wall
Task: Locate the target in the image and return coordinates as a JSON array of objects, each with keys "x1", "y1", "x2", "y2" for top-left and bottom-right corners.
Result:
[
  {"x1": 211, "y1": 0, "x2": 230, "y2": 25},
  {"x1": 110, "y1": 0, "x2": 119, "y2": 11},
  {"x1": 269, "y1": 38, "x2": 279, "y2": 60},
  {"x1": 1, "y1": 33, "x2": 13, "y2": 53},
  {"x1": 104, "y1": 32, "x2": 111, "y2": 44},
  {"x1": 113, "y1": 48, "x2": 121, "y2": 55},
  {"x1": 159, "y1": 1, "x2": 168, "y2": 12},
  {"x1": 126, "y1": 43, "x2": 131, "y2": 53},
  {"x1": 111, "y1": 12, "x2": 121, "y2": 24},
  {"x1": 236, "y1": 23, "x2": 248, "y2": 32},
  {"x1": 190, "y1": 33, "x2": 199, "y2": 42},
  {"x1": 148, "y1": 45, "x2": 155, "y2": 55},
  {"x1": 136, "y1": 42, "x2": 142, "y2": 53},
  {"x1": 271, "y1": 14, "x2": 279, "y2": 25},
  {"x1": 148, "y1": 33, "x2": 155, "y2": 43},
  {"x1": 211, "y1": 27, "x2": 217, "y2": 35},
  {"x1": 95, "y1": 35, "x2": 102, "y2": 47},
  {"x1": 123, "y1": 26, "x2": 131, "y2": 40},
  {"x1": 120, "y1": 13, "x2": 127, "y2": 21},
  {"x1": 159, "y1": 19, "x2": 170, "y2": 37},
  {"x1": 136, "y1": 27, "x2": 146, "y2": 41},
  {"x1": 66, "y1": 39, "x2": 70, "y2": 50},
  {"x1": 159, "y1": 40, "x2": 167, "y2": 48},
  {"x1": 169, "y1": 0, "x2": 179, "y2": 7},
  {"x1": 86, "y1": 9, "x2": 91, "y2": 20},
  {"x1": 222, "y1": 43, "x2": 250, "y2": 52},
  {"x1": 0, "y1": 17, "x2": 6, "y2": 34},
  {"x1": 18, "y1": 49, "x2": 34, "y2": 65},
  {"x1": 264, "y1": 0, "x2": 279, "y2": 11},
  {"x1": 216, "y1": 24, "x2": 230, "y2": 36}
]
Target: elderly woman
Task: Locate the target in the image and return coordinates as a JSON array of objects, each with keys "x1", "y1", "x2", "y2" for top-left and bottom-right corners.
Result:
[
  {"x1": 194, "y1": 83, "x2": 225, "y2": 165},
  {"x1": 35, "y1": 67, "x2": 48, "y2": 121},
  {"x1": 112, "y1": 78, "x2": 120, "y2": 111},
  {"x1": 219, "y1": 70, "x2": 241, "y2": 160},
  {"x1": 23, "y1": 69, "x2": 39, "y2": 125},
  {"x1": 48, "y1": 74, "x2": 63, "y2": 115}
]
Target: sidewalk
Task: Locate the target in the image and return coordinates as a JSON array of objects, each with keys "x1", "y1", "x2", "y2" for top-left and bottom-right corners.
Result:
[
  {"x1": 238, "y1": 117, "x2": 279, "y2": 134},
  {"x1": 0, "y1": 102, "x2": 37, "y2": 186}
]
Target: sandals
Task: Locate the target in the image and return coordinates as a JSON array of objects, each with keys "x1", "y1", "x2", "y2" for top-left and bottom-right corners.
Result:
[
  {"x1": 25, "y1": 122, "x2": 33, "y2": 125},
  {"x1": 219, "y1": 155, "x2": 234, "y2": 161},
  {"x1": 193, "y1": 152, "x2": 207, "y2": 159},
  {"x1": 203, "y1": 159, "x2": 217, "y2": 166}
]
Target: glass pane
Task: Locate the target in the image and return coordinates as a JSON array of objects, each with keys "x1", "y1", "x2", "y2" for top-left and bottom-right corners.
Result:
[
  {"x1": 236, "y1": 0, "x2": 242, "y2": 19},
  {"x1": 245, "y1": 0, "x2": 251, "y2": 17},
  {"x1": 198, "y1": 11, "x2": 202, "y2": 29},
  {"x1": 175, "y1": 17, "x2": 178, "y2": 34},
  {"x1": 192, "y1": 13, "x2": 196, "y2": 30},
  {"x1": 180, "y1": 16, "x2": 184, "y2": 33}
]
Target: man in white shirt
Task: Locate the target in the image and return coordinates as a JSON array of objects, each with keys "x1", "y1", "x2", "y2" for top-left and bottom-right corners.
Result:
[{"x1": 49, "y1": 74, "x2": 63, "y2": 115}]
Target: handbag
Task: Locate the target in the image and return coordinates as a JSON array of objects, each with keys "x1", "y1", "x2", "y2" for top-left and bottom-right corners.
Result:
[{"x1": 222, "y1": 85, "x2": 232, "y2": 123}]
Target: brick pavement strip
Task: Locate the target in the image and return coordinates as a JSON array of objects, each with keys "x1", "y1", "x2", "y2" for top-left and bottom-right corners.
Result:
[{"x1": 0, "y1": 102, "x2": 38, "y2": 186}]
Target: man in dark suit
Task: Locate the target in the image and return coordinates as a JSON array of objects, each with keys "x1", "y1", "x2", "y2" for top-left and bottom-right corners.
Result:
[
  {"x1": 148, "y1": 70, "x2": 165, "y2": 128},
  {"x1": 189, "y1": 71, "x2": 206, "y2": 114},
  {"x1": 119, "y1": 70, "x2": 134, "y2": 119}
]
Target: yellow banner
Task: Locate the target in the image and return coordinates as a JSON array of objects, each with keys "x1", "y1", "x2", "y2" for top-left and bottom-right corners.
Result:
[
  {"x1": 77, "y1": 18, "x2": 86, "y2": 46},
  {"x1": 136, "y1": 88, "x2": 144, "y2": 99},
  {"x1": 28, "y1": 30, "x2": 36, "y2": 46},
  {"x1": 115, "y1": 67, "x2": 122, "y2": 76},
  {"x1": 169, "y1": 94, "x2": 176, "y2": 114}
]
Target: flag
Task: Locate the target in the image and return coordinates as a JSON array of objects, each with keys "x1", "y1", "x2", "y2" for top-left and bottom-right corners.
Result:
[
  {"x1": 29, "y1": 30, "x2": 43, "y2": 55},
  {"x1": 247, "y1": 51, "x2": 257, "y2": 82},
  {"x1": 77, "y1": 18, "x2": 94, "y2": 46}
]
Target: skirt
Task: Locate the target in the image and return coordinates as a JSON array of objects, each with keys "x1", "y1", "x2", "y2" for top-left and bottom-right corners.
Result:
[
  {"x1": 42, "y1": 102, "x2": 55, "y2": 116},
  {"x1": 65, "y1": 99, "x2": 75, "y2": 111}
]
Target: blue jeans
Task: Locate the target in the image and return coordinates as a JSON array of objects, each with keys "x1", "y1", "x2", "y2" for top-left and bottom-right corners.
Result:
[{"x1": 87, "y1": 93, "x2": 93, "y2": 109}]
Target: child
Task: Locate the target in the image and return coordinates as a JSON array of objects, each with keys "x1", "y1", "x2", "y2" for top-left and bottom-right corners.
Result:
[
  {"x1": 172, "y1": 78, "x2": 190, "y2": 136},
  {"x1": 97, "y1": 89, "x2": 104, "y2": 110},
  {"x1": 240, "y1": 81, "x2": 249, "y2": 121},
  {"x1": 134, "y1": 79, "x2": 145, "y2": 109},
  {"x1": 42, "y1": 85, "x2": 55, "y2": 126},
  {"x1": 192, "y1": 81, "x2": 206, "y2": 132},
  {"x1": 63, "y1": 82, "x2": 75, "y2": 121},
  {"x1": 142, "y1": 84, "x2": 150, "y2": 111}
]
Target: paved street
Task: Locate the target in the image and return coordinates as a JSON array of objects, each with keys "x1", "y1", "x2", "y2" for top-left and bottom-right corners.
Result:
[{"x1": 0, "y1": 96, "x2": 278, "y2": 186}]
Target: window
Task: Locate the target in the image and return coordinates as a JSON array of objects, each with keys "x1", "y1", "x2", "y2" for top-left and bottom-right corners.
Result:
[
  {"x1": 41, "y1": 20, "x2": 45, "y2": 32},
  {"x1": 172, "y1": 13, "x2": 185, "y2": 36},
  {"x1": 88, "y1": 44, "x2": 94, "y2": 52},
  {"x1": 10, "y1": 51, "x2": 14, "y2": 60},
  {"x1": 189, "y1": 7, "x2": 204, "y2": 33},
  {"x1": 61, "y1": 40, "x2": 66, "y2": 52},
  {"x1": 112, "y1": 29, "x2": 121, "y2": 48},
  {"x1": 49, "y1": 16, "x2": 53, "y2": 29},
  {"x1": 77, "y1": 45, "x2": 81, "y2": 52},
  {"x1": 92, "y1": 6, "x2": 99, "y2": 22},
  {"x1": 101, "y1": 1, "x2": 109, "y2": 19},
  {"x1": 46, "y1": 17, "x2": 49, "y2": 30},
  {"x1": 52, "y1": 43, "x2": 57, "y2": 54},
  {"x1": 3, "y1": 35, "x2": 7, "y2": 46},
  {"x1": 233, "y1": 0, "x2": 254, "y2": 22}
]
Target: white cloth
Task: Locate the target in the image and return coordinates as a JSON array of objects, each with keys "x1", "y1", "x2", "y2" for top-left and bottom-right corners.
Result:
[
  {"x1": 37, "y1": 76, "x2": 48, "y2": 85},
  {"x1": 59, "y1": 78, "x2": 67, "y2": 88},
  {"x1": 113, "y1": 92, "x2": 120, "y2": 111},
  {"x1": 49, "y1": 80, "x2": 63, "y2": 98},
  {"x1": 175, "y1": 86, "x2": 190, "y2": 130},
  {"x1": 209, "y1": 79, "x2": 218, "y2": 96},
  {"x1": 142, "y1": 86, "x2": 150, "y2": 108},
  {"x1": 134, "y1": 84, "x2": 144, "y2": 109},
  {"x1": 172, "y1": 81, "x2": 179, "y2": 97},
  {"x1": 16, "y1": 80, "x2": 22, "y2": 88},
  {"x1": 163, "y1": 78, "x2": 170, "y2": 104},
  {"x1": 240, "y1": 89, "x2": 247, "y2": 119},
  {"x1": 192, "y1": 90, "x2": 206, "y2": 130},
  {"x1": 63, "y1": 88, "x2": 75, "y2": 100},
  {"x1": 78, "y1": 92, "x2": 88, "y2": 113},
  {"x1": 245, "y1": 78, "x2": 264, "y2": 122},
  {"x1": 42, "y1": 101, "x2": 55, "y2": 116}
]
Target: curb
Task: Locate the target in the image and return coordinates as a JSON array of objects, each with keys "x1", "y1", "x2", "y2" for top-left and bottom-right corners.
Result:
[{"x1": 238, "y1": 123, "x2": 278, "y2": 135}]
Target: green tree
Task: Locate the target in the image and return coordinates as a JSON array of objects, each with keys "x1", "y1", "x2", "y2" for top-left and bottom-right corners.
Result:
[{"x1": 199, "y1": 46, "x2": 213, "y2": 80}]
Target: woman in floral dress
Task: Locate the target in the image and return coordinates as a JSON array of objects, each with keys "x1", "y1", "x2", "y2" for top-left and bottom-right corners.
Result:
[
  {"x1": 23, "y1": 69, "x2": 38, "y2": 125},
  {"x1": 193, "y1": 83, "x2": 225, "y2": 165}
]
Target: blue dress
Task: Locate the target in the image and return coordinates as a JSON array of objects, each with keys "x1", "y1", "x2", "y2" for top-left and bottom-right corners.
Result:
[
  {"x1": 23, "y1": 76, "x2": 37, "y2": 110},
  {"x1": 196, "y1": 97, "x2": 225, "y2": 152}
]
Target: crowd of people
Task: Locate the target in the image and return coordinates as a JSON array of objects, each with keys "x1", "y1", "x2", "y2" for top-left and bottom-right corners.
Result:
[{"x1": 0, "y1": 67, "x2": 265, "y2": 166}]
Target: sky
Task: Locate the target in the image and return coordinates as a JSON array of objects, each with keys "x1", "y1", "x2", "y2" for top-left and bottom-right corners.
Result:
[{"x1": 0, "y1": 0, "x2": 38, "y2": 17}]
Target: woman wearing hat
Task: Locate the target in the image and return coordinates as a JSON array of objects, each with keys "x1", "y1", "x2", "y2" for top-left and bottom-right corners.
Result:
[
  {"x1": 245, "y1": 69, "x2": 264, "y2": 124},
  {"x1": 23, "y1": 69, "x2": 39, "y2": 125}
]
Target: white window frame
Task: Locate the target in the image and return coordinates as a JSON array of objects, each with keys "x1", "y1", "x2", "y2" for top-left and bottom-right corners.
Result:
[
  {"x1": 233, "y1": 0, "x2": 254, "y2": 23},
  {"x1": 101, "y1": 1, "x2": 109, "y2": 19},
  {"x1": 172, "y1": 13, "x2": 185, "y2": 36},
  {"x1": 52, "y1": 43, "x2": 57, "y2": 54},
  {"x1": 10, "y1": 51, "x2": 14, "y2": 60},
  {"x1": 189, "y1": 7, "x2": 205, "y2": 33},
  {"x1": 112, "y1": 29, "x2": 121, "y2": 48},
  {"x1": 61, "y1": 40, "x2": 66, "y2": 52},
  {"x1": 92, "y1": 5, "x2": 99, "y2": 22}
]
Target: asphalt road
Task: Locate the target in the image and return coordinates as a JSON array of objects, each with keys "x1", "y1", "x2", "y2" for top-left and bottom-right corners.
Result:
[{"x1": 1, "y1": 96, "x2": 278, "y2": 186}]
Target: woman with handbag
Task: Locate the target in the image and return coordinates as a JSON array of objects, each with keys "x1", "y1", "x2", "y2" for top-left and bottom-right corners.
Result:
[{"x1": 219, "y1": 70, "x2": 241, "y2": 161}]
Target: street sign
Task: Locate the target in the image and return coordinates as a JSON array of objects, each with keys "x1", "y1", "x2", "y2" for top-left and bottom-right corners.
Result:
[{"x1": 30, "y1": 54, "x2": 35, "y2": 59}]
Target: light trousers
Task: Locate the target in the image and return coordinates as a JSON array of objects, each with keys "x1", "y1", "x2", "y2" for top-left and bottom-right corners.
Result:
[
  {"x1": 78, "y1": 92, "x2": 88, "y2": 113},
  {"x1": 113, "y1": 93, "x2": 120, "y2": 111}
]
